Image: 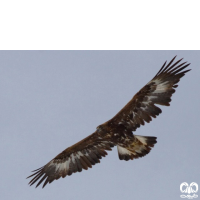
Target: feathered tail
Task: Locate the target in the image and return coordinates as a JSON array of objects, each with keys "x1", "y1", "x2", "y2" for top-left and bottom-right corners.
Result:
[{"x1": 117, "y1": 135, "x2": 157, "y2": 161}]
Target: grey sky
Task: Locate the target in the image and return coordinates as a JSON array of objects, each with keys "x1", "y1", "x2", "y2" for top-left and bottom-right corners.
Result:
[{"x1": 1, "y1": 51, "x2": 199, "y2": 200}]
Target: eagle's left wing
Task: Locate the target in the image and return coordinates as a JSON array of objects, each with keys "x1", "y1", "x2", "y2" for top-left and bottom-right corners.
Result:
[
  {"x1": 107, "y1": 56, "x2": 191, "y2": 132},
  {"x1": 27, "y1": 133, "x2": 114, "y2": 188}
]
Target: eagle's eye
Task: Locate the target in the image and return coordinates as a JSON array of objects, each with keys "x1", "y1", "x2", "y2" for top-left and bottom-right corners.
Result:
[{"x1": 96, "y1": 125, "x2": 102, "y2": 132}]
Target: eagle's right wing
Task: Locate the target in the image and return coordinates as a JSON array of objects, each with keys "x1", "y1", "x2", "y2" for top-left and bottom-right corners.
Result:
[{"x1": 27, "y1": 132, "x2": 114, "y2": 188}]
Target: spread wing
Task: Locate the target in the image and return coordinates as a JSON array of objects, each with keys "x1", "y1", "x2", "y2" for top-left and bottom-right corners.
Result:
[
  {"x1": 27, "y1": 56, "x2": 191, "y2": 188},
  {"x1": 27, "y1": 133, "x2": 114, "y2": 188},
  {"x1": 108, "y1": 56, "x2": 191, "y2": 131}
]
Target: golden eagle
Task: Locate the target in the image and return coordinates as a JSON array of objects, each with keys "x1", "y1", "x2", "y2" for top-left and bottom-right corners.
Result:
[{"x1": 27, "y1": 56, "x2": 191, "y2": 188}]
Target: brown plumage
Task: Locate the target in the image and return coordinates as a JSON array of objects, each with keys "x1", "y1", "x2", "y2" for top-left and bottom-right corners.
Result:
[{"x1": 27, "y1": 56, "x2": 191, "y2": 188}]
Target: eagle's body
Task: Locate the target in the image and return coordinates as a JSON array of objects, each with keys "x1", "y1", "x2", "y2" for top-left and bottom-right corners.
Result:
[{"x1": 27, "y1": 56, "x2": 191, "y2": 188}]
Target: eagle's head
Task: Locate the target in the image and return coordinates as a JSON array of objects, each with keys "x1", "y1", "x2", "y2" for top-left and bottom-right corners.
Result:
[{"x1": 96, "y1": 125, "x2": 106, "y2": 133}]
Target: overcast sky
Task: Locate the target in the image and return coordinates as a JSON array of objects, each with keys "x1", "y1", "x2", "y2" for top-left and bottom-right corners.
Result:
[{"x1": 1, "y1": 51, "x2": 199, "y2": 200}]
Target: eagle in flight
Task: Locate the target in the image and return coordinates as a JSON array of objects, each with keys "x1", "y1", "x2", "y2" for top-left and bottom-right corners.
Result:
[{"x1": 27, "y1": 56, "x2": 191, "y2": 188}]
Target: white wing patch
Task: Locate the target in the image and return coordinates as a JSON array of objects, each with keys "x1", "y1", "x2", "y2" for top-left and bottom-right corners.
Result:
[
  {"x1": 71, "y1": 154, "x2": 76, "y2": 164},
  {"x1": 46, "y1": 150, "x2": 87, "y2": 175},
  {"x1": 48, "y1": 158, "x2": 70, "y2": 173},
  {"x1": 152, "y1": 81, "x2": 170, "y2": 93}
]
